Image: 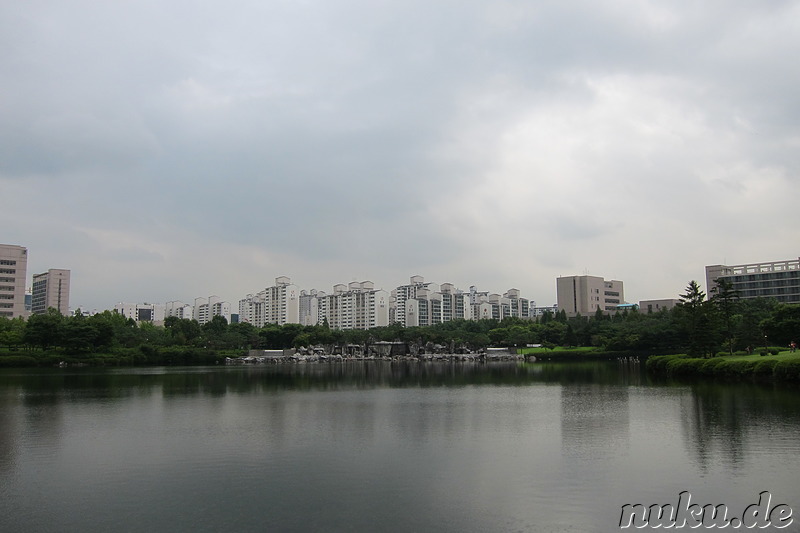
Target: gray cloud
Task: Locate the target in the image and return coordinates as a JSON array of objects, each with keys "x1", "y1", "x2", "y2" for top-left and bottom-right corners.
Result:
[{"x1": 2, "y1": 0, "x2": 799, "y2": 309}]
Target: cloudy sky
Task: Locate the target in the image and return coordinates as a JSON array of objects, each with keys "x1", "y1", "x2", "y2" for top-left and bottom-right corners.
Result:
[{"x1": 2, "y1": 0, "x2": 799, "y2": 311}]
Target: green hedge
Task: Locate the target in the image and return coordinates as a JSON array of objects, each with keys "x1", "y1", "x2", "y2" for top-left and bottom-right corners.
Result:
[
  {"x1": 647, "y1": 353, "x2": 800, "y2": 382},
  {"x1": 0, "y1": 356, "x2": 38, "y2": 367},
  {"x1": 773, "y1": 360, "x2": 800, "y2": 381}
]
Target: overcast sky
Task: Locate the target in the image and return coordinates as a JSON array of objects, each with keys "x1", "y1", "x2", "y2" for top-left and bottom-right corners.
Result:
[{"x1": 2, "y1": 0, "x2": 799, "y2": 312}]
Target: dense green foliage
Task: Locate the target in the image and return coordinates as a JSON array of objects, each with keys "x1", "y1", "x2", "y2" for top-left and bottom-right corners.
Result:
[
  {"x1": 0, "y1": 281, "x2": 798, "y2": 367},
  {"x1": 646, "y1": 352, "x2": 800, "y2": 382}
]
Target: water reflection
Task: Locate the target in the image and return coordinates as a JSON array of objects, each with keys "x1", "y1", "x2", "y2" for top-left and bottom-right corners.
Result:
[
  {"x1": 0, "y1": 363, "x2": 799, "y2": 533},
  {"x1": 561, "y1": 385, "x2": 630, "y2": 458},
  {"x1": 0, "y1": 360, "x2": 649, "y2": 397},
  {"x1": 680, "y1": 382, "x2": 800, "y2": 474}
]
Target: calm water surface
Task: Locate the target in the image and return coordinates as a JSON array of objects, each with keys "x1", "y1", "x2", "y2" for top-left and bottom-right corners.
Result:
[{"x1": 1, "y1": 361, "x2": 798, "y2": 532}]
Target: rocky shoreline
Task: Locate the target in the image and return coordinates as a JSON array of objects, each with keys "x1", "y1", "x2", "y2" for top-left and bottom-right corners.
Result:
[{"x1": 226, "y1": 346, "x2": 525, "y2": 365}]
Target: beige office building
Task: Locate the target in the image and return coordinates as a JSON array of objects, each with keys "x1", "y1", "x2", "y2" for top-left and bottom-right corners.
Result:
[
  {"x1": 31, "y1": 269, "x2": 71, "y2": 315},
  {"x1": 557, "y1": 275, "x2": 624, "y2": 317},
  {"x1": 0, "y1": 244, "x2": 28, "y2": 318}
]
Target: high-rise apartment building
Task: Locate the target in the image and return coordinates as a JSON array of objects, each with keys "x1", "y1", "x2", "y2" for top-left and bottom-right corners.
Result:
[
  {"x1": 31, "y1": 268, "x2": 70, "y2": 315},
  {"x1": 239, "y1": 277, "x2": 300, "y2": 327},
  {"x1": 705, "y1": 258, "x2": 800, "y2": 304},
  {"x1": 299, "y1": 289, "x2": 326, "y2": 326},
  {"x1": 165, "y1": 301, "x2": 194, "y2": 320},
  {"x1": 557, "y1": 275, "x2": 624, "y2": 317},
  {"x1": 394, "y1": 278, "x2": 528, "y2": 326},
  {"x1": 392, "y1": 275, "x2": 433, "y2": 326},
  {"x1": 0, "y1": 244, "x2": 28, "y2": 318},
  {"x1": 318, "y1": 281, "x2": 389, "y2": 330},
  {"x1": 194, "y1": 296, "x2": 231, "y2": 325}
]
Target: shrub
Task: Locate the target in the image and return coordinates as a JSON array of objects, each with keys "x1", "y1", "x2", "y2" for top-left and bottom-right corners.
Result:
[
  {"x1": 665, "y1": 357, "x2": 703, "y2": 378},
  {"x1": 0, "y1": 355, "x2": 38, "y2": 367},
  {"x1": 773, "y1": 360, "x2": 800, "y2": 382},
  {"x1": 698, "y1": 357, "x2": 729, "y2": 377},
  {"x1": 753, "y1": 359, "x2": 780, "y2": 378},
  {"x1": 647, "y1": 354, "x2": 689, "y2": 374},
  {"x1": 720, "y1": 359, "x2": 757, "y2": 378}
]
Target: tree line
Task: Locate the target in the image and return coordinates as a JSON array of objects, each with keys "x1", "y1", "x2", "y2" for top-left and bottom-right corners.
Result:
[{"x1": 0, "y1": 280, "x2": 798, "y2": 360}]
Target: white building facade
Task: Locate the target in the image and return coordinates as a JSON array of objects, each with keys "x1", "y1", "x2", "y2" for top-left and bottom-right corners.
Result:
[
  {"x1": 114, "y1": 302, "x2": 166, "y2": 323},
  {"x1": 165, "y1": 301, "x2": 194, "y2": 320},
  {"x1": 393, "y1": 278, "x2": 529, "y2": 326},
  {"x1": 194, "y1": 296, "x2": 231, "y2": 325},
  {"x1": 238, "y1": 277, "x2": 300, "y2": 327},
  {"x1": 318, "y1": 281, "x2": 389, "y2": 330}
]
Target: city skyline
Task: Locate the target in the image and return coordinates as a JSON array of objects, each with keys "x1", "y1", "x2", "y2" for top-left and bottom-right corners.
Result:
[
  {"x1": 3, "y1": 1, "x2": 799, "y2": 312},
  {"x1": 4, "y1": 240, "x2": 798, "y2": 315}
]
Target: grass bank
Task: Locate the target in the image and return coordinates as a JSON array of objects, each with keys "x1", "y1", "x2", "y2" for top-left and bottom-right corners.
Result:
[
  {"x1": 517, "y1": 346, "x2": 648, "y2": 361},
  {"x1": 646, "y1": 349, "x2": 800, "y2": 383},
  {"x1": 0, "y1": 346, "x2": 236, "y2": 368}
]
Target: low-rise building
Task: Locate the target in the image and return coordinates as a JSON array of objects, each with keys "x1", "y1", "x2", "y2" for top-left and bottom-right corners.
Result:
[
  {"x1": 705, "y1": 257, "x2": 800, "y2": 304},
  {"x1": 114, "y1": 302, "x2": 166, "y2": 323},
  {"x1": 639, "y1": 299, "x2": 679, "y2": 313}
]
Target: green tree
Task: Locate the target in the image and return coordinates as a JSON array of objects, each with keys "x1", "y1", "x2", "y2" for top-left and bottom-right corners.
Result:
[
  {"x1": 23, "y1": 308, "x2": 64, "y2": 350},
  {"x1": 760, "y1": 304, "x2": 800, "y2": 347},
  {"x1": 0, "y1": 317, "x2": 26, "y2": 350},
  {"x1": 200, "y1": 315, "x2": 229, "y2": 350},
  {"x1": 61, "y1": 313, "x2": 101, "y2": 354},
  {"x1": 710, "y1": 277, "x2": 739, "y2": 355},
  {"x1": 677, "y1": 281, "x2": 719, "y2": 357}
]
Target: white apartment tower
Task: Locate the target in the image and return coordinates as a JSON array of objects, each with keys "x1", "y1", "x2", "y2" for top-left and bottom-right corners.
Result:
[
  {"x1": 556, "y1": 275, "x2": 624, "y2": 317},
  {"x1": 238, "y1": 277, "x2": 300, "y2": 327},
  {"x1": 165, "y1": 301, "x2": 194, "y2": 320},
  {"x1": 0, "y1": 244, "x2": 28, "y2": 318},
  {"x1": 392, "y1": 275, "x2": 433, "y2": 326},
  {"x1": 31, "y1": 268, "x2": 71, "y2": 316},
  {"x1": 299, "y1": 289, "x2": 328, "y2": 326},
  {"x1": 319, "y1": 281, "x2": 389, "y2": 330},
  {"x1": 193, "y1": 296, "x2": 231, "y2": 325}
]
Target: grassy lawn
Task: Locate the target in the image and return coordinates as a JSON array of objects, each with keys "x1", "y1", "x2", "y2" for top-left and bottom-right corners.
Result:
[
  {"x1": 516, "y1": 346, "x2": 597, "y2": 355},
  {"x1": 719, "y1": 350, "x2": 800, "y2": 363}
]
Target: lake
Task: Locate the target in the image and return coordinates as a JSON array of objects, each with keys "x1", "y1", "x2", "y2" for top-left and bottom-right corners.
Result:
[{"x1": 1, "y1": 361, "x2": 798, "y2": 532}]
